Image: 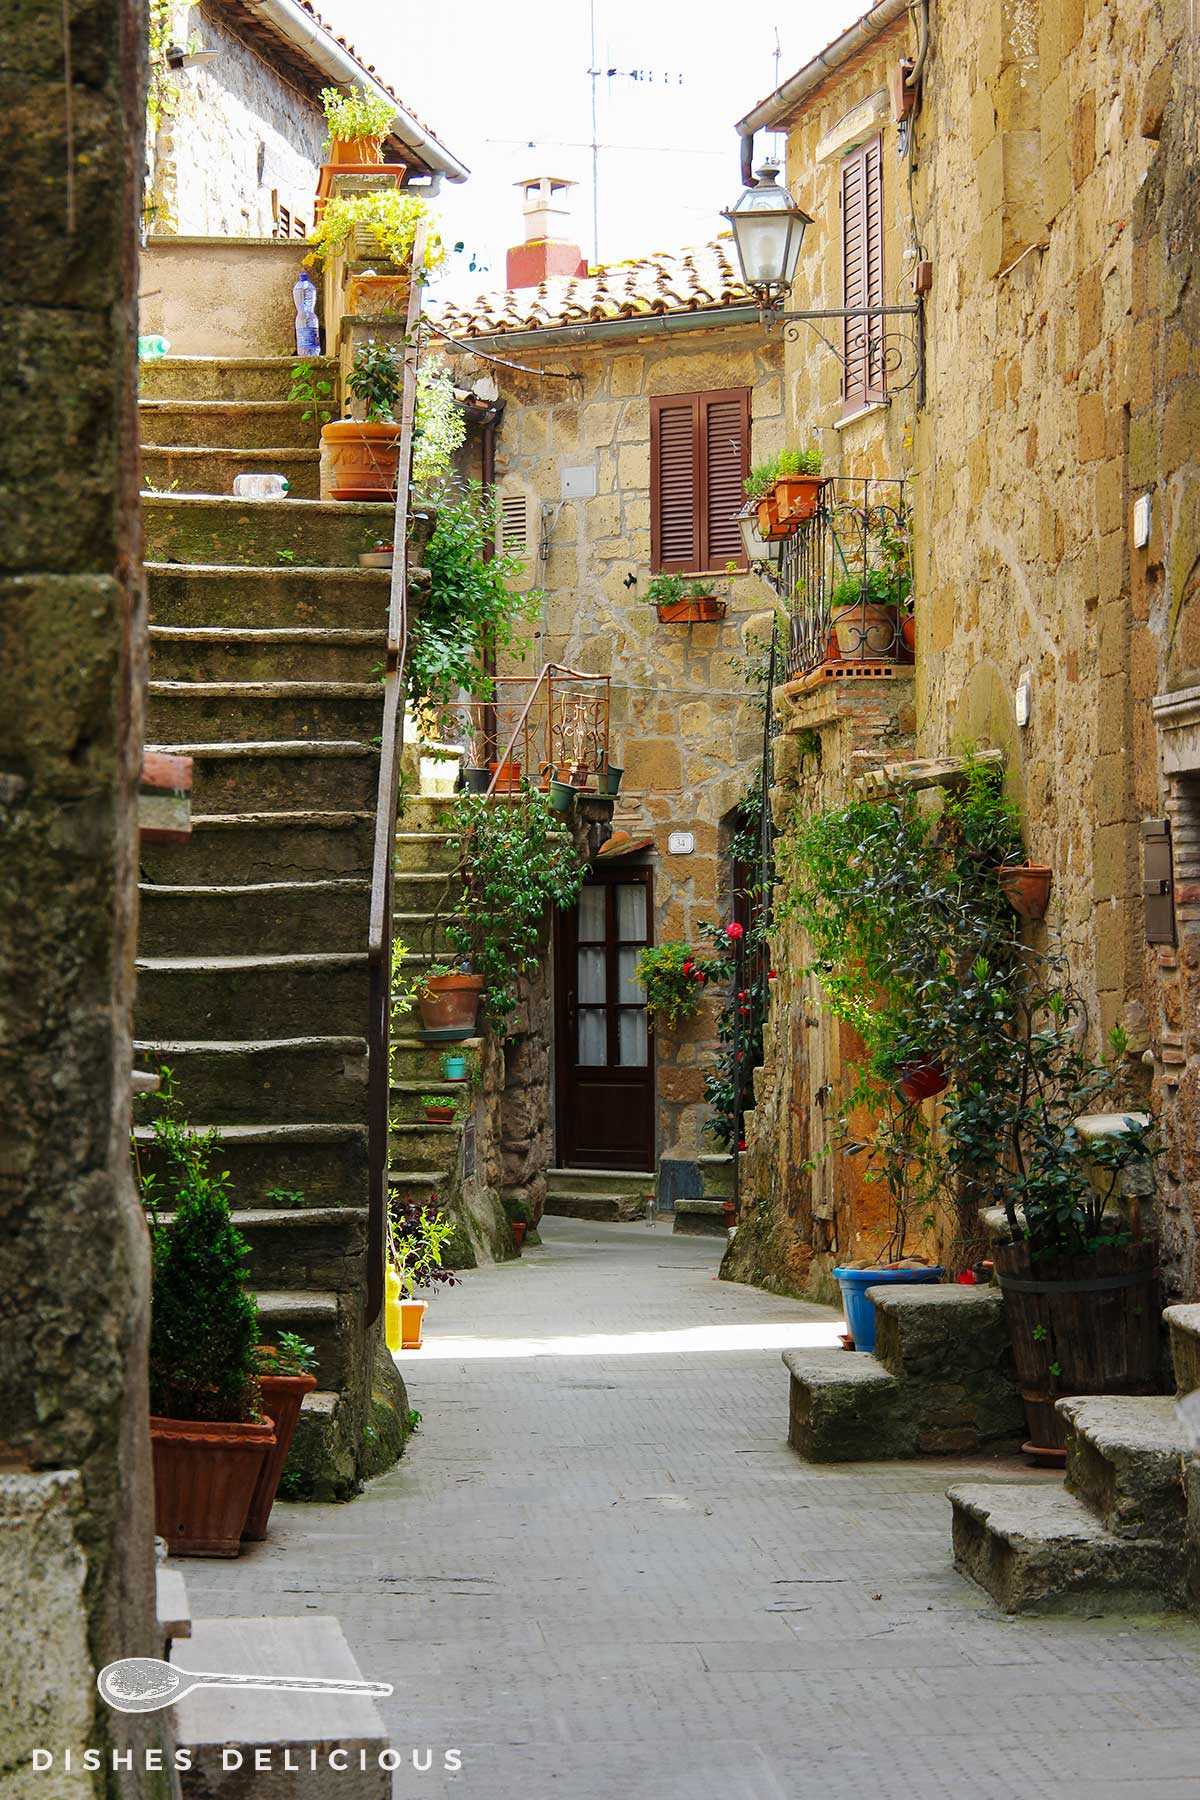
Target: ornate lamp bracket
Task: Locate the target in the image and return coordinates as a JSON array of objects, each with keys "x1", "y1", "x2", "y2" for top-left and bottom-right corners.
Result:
[{"x1": 760, "y1": 299, "x2": 926, "y2": 407}]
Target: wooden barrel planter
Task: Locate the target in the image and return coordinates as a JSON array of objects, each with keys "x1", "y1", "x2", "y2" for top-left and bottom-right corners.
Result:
[{"x1": 994, "y1": 1237, "x2": 1161, "y2": 1460}]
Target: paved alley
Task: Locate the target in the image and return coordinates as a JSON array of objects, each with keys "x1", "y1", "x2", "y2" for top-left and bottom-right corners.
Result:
[{"x1": 187, "y1": 1220, "x2": 1200, "y2": 1800}]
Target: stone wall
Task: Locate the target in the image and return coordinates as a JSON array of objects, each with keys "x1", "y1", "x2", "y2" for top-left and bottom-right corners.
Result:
[
  {"x1": 445, "y1": 322, "x2": 785, "y2": 1165},
  {"x1": 2, "y1": 0, "x2": 171, "y2": 1789},
  {"x1": 150, "y1": 2, "x2": 324, "y2": 237}
]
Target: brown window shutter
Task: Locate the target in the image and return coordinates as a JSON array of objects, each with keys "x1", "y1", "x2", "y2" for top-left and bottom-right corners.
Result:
[
  {"x1": 842, "y1": 137, "x2": 885, "y2": 412},
  {"x1": 1142, "y1": 817, "x2": 1177, "y2": 945},
  {"x1": 701, "y1": 390, "x2": 750, "y2": 569},
  {"x1": 651, "y1": 395, "x2": 699, "y2": 572}
]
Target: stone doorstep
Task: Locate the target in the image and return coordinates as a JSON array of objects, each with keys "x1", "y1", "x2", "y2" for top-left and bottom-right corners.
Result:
[
  {"x1": 156, "y1": 1566, "x2": 192, "y2": 1653},
  {"x1": 171, "y1": 1615, "x2": 390, "y2": 1800},
  {"x1": 947, "y1": 1480, "x2": 1184, "y2": 1616},
  {"x1": 1060, "y1": 1395, "x2": 1192, "y2": 1540},
  {"x1": 868, "y1": 1283, "x2": 1015, "y2": 1379},
  {"x1": 541, "y1": 1193, "x2": 630, "y2": 1222},
  {"x1": 782, "y1": 1347, "x2": 912, "y2": 1464},
  {"x1": 1165, "y1": 1302, "x2": 1200, "y2": 1396},
  {"x1": 672, "y1": 1198, "x2": 729, "y2": 1238}
]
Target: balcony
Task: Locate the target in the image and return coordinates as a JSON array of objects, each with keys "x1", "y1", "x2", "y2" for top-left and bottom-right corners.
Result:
[
  {"x1": 470, "y1": 667, "x2": 612, "y2": 791},
  {"x1": 777, "y1": 477, "x2": 913, "y2": 689}
]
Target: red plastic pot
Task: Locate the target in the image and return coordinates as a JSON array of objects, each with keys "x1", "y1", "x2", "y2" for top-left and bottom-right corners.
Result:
[{"x1": 511, "y1": 1220, "x2": 527, "y2": 1252}]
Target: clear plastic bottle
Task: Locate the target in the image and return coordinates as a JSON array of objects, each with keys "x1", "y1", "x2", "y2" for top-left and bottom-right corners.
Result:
[
  {"x1": 293, "y1": 269, "x2": 320, "y2": 356},
  {"x1": 232, "y1": 473, "x2": 291, "y2": 499}
]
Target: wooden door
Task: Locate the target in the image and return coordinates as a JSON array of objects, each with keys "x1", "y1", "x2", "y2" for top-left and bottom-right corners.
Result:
[{"x1": 555, "y1": 865, "x2": 655, "y2": 1170}]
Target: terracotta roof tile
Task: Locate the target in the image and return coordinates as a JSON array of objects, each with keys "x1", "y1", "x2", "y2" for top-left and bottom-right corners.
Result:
[{"x1": 432, "y1": 241, "x2": 751, "y2": 338}]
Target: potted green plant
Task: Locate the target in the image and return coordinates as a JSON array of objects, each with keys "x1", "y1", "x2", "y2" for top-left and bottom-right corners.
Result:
[
  {"x1": 416, "y1": 962, "x2": 485, "y2": 1038},
  {"x1": 828, "y1": 568, "x2": 907, "y2": 661},
  {"x1": 243, "y1": 1333, "x2": 318, "y2": 1540},
  {"x1": 320, "y1": 83, "x2": 397, "y2": 165},
  {"x1": 306, "y1": 189, "x2": 442, "y2": 275},
  {"x1": 441, "y1": 1051, "x2": 469, "y2": 1081},
  {"x1": 745, "y1": 448, "x2": 824, "y2": 538},
  {"x1": 646, "y1": 574, "x2": 727, "y2": 623},
  {"x1": 422, "y1": 1091, "x2": 462, "y2": 1124},
  {"x1": 138, "y1": 1080, "x2": 273, "y2": 1557},
  {"x1": 635, "y1": 941, "x2": 717, "y2": 1028},
  {"x1": 386, "y1": 1197, "x2": 460, "y2": 1350},
  {"x1": 322, "y1": 339, "x2": 402, "y2": 501}
]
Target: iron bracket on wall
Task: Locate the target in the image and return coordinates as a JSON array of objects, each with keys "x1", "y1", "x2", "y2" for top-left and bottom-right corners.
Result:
[{"x1": 762, "y1": 299, "x2": 926, "y2": 407}]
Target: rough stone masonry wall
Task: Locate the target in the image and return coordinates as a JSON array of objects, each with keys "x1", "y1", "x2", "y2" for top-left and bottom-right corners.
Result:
[
  {"x1": 2, "y1": 0, "x2": 171, "y2": 1791},
  {"x1": 150, "y1": 2, "x2": 325, "y2": 236},
  {"x1": 447, "y1": 326, "x2": 785, "y2": 1163}
]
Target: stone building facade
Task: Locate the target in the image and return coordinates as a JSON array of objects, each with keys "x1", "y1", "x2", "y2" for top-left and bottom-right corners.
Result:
[
  {"x1": 435, "y1": 240, "x2": 787, "y2": 1172},
  {"x1": 724, "y1": 0, "x2": 1200, "y2": 1300}
]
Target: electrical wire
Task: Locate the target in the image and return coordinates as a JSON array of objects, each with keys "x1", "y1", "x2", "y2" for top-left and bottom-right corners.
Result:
[{"x1": 422, "y1": 317, "x2": 581, "y2": 383}]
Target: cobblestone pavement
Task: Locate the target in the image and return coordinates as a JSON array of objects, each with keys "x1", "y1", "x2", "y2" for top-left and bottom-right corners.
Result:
[{"x1": 188, "y1": 1218, "x2": 1200, "y2": 1800}]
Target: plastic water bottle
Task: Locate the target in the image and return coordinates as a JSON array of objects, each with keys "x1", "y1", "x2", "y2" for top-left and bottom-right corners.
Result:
[
  {"x1": 293, "y1": 269, "x2": 320, "y2": 355},
  {"x1": 232, "y1": 473, "x2": 290, "y2": 499},
  {"x1": 137, "y1": 335, "x2": 170, "y2": 359}
]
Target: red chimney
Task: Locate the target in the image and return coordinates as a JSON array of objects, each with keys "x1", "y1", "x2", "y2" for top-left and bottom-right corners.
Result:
[{"x1": 506, "y1": 175, "x2": 588, "y2": 288}]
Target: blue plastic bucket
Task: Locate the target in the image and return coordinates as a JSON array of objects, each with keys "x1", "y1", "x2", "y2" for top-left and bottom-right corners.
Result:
[{"x1": 833, "y1": 1265, "x2": 946, "y2": 1352}]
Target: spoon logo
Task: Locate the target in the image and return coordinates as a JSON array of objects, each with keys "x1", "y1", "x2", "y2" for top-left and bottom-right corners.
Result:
[{"x1": 97, "y1": 1657, "x2": 393, "y2": 1715}]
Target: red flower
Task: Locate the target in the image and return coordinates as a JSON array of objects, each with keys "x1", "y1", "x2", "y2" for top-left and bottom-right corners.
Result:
[
  {"x1": 726, "y1": 921, "x2": 744, "y2": 940},
  {"x1": 737, "y1": 1139, "x2": 747, "y2": 1151},
  {"x1": 768, "y1": 968, "x2": 777, "y2": 978},
  {"x1": 682, "y1": 960, "x2": 693, "y2": 975}
]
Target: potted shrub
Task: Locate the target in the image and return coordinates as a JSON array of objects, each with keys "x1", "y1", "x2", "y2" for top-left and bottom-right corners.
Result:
[
  {"x1": 385, "y1": 1197, "x2": 460, "y2": 1351},
  {"x1": 828, "y1": 569, "x2": 906, "y2": 661},
  {"x1": 646, "y1": 574, "x2": 727, "y2": 623},
  {"x1": 745, "y1": 448, "x2": 824, "y2": 538},
  {"x1": 322, "y1": 339, "x2": 402, "y2": 501},
  {"x1": 320, "y1": 83, "x2": 397, "y2": 165},
  {"x1": 243, "y1": 1334, "x2": 318, "y2": 1541},
  {"x1": 139, "y1": 1084, "x2": 273, "y2": 1557},
  {"x1": 306, "y1": 189, "x2": 441, "y2": 276},
  {"x1": 416, "y1": 963, "x2": 484, "y2": 1038},
  {"x1": 441, "y1": 1051, "x2": 469, "y2": 1081},
  {"x1": 422, "y1": 1091, "x2": 461, "y2": 1124}
]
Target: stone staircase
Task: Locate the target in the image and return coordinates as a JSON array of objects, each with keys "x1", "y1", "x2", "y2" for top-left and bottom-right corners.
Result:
[
  {"x1": 135, "y1": 353, "x2": 410, "y2": 1499},
  {"x1": 949, "y1": 1304, "x2": 1200, "y2": 1614},
  {"x1": 783, "y1": 1284, "x2": 1025, "y2": 1461},
  {"x1": 544, "y1": 1167, "x2": 655, "y2": 1222}
]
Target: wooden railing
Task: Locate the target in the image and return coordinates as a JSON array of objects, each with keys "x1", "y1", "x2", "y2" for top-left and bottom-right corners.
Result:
[{"x1": 364, "y1": 223, "x2": 427, "y2": 1329}]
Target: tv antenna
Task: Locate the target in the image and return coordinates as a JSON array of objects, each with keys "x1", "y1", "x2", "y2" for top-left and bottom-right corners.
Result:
[{"x1": 587, "y1": 0, "x2": 685, "y2": 265}]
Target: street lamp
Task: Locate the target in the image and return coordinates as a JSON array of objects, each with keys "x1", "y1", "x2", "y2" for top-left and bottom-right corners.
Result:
[
  {"x1": 738, "y1": 499, "x2": 785, "y2": 576},
  {"x1": 721, "y1": 161, "x2": 811, "y2": 310}
]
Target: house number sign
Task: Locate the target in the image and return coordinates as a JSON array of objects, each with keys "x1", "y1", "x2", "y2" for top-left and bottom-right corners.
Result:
[{"x1": 667, "y1": 831, "x2": 695, "y2": 855}]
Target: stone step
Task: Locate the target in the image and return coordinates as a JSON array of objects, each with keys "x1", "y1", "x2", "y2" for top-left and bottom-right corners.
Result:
[
  {"x1": 147, "y1": 679, "x2": 382, "y2": 745},
  {"x1": 136, "y1": 952, "x2": 368, "y2": 1041},
  {"x1": 869, "y1": 1283, "x2": 1025, "y2": 1452},
  {"x1": 166, "y1": 1205, "x2": 369, "y2": 1291},
  {"x1": 139, "y1": 879, "x2": 368, "y2": 957},
  {"x1": 388, "y1": 1169, "x2": 447, "y2": 1206},
  {"x1": 155, "y1": 1566, "x2": 191, "y2": 1654},
  {"x1": 147, "y1": 562, "x2": 392, "y2": 631},
  {"x1": 146, "y1": 741, "x2": 380, "y2": 815},
  {"x1": 143, "y1": 444, "x2": 323, "y2": 500},
  {"x1": 1061, "y1": 1395, "x2": 1192, "y2": 1541},
  {"x1": 390, "y1": 1078, "x2": 469, "y2": 1123},
  {"x1": 143, "y1": 492, "x2": 391, "y2": 567},
  {"x1": 396, "y1": 795, "x2": 462, "y2": 830},
  {"x1": 149, "y1": 626, "x2": 382, "y2": 686},
  {"x1": 139, "y1": 353, "x2": 339, "y2": 403},
  {"x1": 390, "y1": 1034, "x2": 482, "y2": 1083},
  {"x1": 141, "y1": 810, "x2": 374, "y2": 885},
  {"x1": 547, "y1": 1166, "x2": 656, "y2": 1197},
  {"x1": 255, "y1": 1289, "x2": 345, "y2": 1389},
  {"x1": 139, "y1": 397, "x2": 322, "y2": 449},
  {"x1": 395, "y1": 829, "x2": 458, "y2": 872},
  {"x1": 947, "y1": 1480, "x2": 1183, "y2": 1615},
  {"x1": 170, "y1": 1614, "x2": 390, "y2": 1799},
  {"x1": 672, "y1": 1198, "x2": 729, "y2": 1236},
  {"x1": 698, "y1": 1151, "x2": 734, "y2": 1197},
  {"x1": 392, "y1": 868, "x2": 464, "y2": 912},
  {"x1": 136, "y1": 1122, "x2": 367, "y2": 1212},
  {"x1": 388, "y1": 1121, "x2": 460, "y2": 1170},
  {"x1": 135, "y1": 1037, "x2": 367, "y2": 1124},
  {"x1": 541, "y1": 1192, "x2": 636, "y2": 1222},
  {"x1": 393, "y1": 907, "x2": 456, "y2": 950},
  {"x1": 1165, "y1": 1302, "x2": 1200, "y2": 1396},
  {"x1": 781, "y1": 1347, "x2": 909, "y2": 1463}
]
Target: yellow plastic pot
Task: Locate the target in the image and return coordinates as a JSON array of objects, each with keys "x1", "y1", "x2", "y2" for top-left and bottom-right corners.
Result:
[{"x1": 385, "y1": 1267, "x2": 403, "y2": 1354}]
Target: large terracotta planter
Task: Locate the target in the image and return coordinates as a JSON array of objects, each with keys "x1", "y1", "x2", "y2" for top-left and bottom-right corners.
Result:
[
  {"x1": 488, "y1": 759, "x2": 522, "y2": 793},
  {"x1": 328, "y1": 135, "x2": 383, "y2": 165},
  {"x1": 655, "y1": 596, "x2": 727, "y2": 623},
  {"x1": 241, "y1": 1372, "x2": 318, "y2": 1542},
  {"x1": 321, "y1": 420, "x2": 400, "y2": 500},
  {"x1": 417, "y1": 973, "x2": 484, "y2": 1035},
  {"x1": 347, "y1": 272, "x2": 411, "y2": 319},
  {"x1": 994, "y1": 863, "x2": 1053, "y2": 920},
  {"x1": 773, "y1": 475, "x2": 825, "y2": 525},
  {"x1": 830, "y1": 602, "x2": 900, "y2": 660},
  {"x1": 150, "y1": 1415, "x2": 275, "y2": 1557}
]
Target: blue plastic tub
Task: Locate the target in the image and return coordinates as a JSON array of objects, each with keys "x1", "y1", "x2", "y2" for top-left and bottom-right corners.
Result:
[{"x1": 833, "y1": 1265, "x2": 946, "y2": 1353}]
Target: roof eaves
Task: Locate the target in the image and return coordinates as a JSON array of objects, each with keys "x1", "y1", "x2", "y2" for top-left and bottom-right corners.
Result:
[{"x1": 735, "y1": 0, "x2": 910, "y2": 135}]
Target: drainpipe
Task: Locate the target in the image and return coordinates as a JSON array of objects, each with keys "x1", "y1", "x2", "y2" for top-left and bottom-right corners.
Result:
[
  {"x1": 244, "y1": 0, "x2": 469, "y2": 183},
  {"x1": 481, "y1": 407, "x2": 499, "y2": 762}
]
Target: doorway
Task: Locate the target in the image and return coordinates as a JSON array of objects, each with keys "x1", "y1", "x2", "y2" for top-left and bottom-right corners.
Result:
[{"x1": 554, "y1": 864, "x2": 655, "y2": 1169}]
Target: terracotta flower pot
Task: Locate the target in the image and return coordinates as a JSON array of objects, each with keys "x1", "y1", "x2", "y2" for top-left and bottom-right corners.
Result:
[
  {"x1": 321, "y1": 419, "x2": 400, "y2": 501},
  {"x1": 772, "y1": 474, "x2": 825, "y2": 525},
  {"x1": 150, "y1": 1415, "x2": 275, "y2": 1557},
  {"x1": 655, "y1": 596, "x2": 727, "y2": 623},
  {"x1": 755, "y1": 492, "x2": 791, "y2": 541},
  {"x1": 242, "y1": 1371, "x2": 318, "y2": 1541},
  {"x1": 488, "y1": 759, "x2": 522, "y2": 792},
  {"x1": 423, "y1": 1104, "x2": 456, "y2": 1123},
  {"x1": 417, "y1": 973, "x2": 484, "y2": 1035},
  {"x1": 400, "y1": 1298, "x2": 427, "y2": 1349},
  {"x1": 901, "y1": 615, "x2": 916, "y2": 658},
  {"x1": 511, "y1": 1220, "x2": 527, "y2": 1252},
  {"x1": 995, "y1": 863, "x2": 1053, "y2": 920},
  {"x1": 830, "y1": 602, "x2": 900, "y2": 660},
  {"x1": 328, "y1": 135, "x2": 384, "y2": 165},
  {"x1": 895, "y1": 1056, "x2": 949, "y2": 1105}
]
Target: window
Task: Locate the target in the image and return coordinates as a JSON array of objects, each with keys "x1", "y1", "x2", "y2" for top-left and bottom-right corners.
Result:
[
  {"x1": 650, "y1": 388, "x2": 750, "y2": 573},
  {"x1": 272, "y1": 194, "x2": 307, "y2": 241},
  {"x1": 841, "y1": 136, "x2": 884, "y2": 413}
]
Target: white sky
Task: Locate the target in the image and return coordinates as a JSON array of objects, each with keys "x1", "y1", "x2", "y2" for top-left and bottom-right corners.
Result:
[{"x1": 322, "y1": 0, "x2": 868, "y2": 297}]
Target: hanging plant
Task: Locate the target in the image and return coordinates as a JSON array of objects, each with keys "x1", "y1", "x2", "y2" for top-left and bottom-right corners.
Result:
[{"x1": 635, "y1": 942, "x2": 719, "y2": 1029}]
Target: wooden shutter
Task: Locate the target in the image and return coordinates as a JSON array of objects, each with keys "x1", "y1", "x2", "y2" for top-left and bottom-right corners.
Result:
[
  {"x1": 841, "y1": 137, "x2": 885, "y2": 412},
  {"x1": 651, "y1": 389, "x2": 750, "y2": 573},
  {"x1": 1143, "y1": 817, "x2": 1177, "y2": 945}
]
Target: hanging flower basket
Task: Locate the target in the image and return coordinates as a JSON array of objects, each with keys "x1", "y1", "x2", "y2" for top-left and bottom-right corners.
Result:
[{"x1": 994, "y1": 863, "x2": 1053, "y2": 920}]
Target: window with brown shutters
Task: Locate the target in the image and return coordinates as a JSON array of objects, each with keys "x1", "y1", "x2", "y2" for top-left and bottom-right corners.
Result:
[
  {"x1": 650, "y1": 389, "x2": 750, "y2": 573},
  {"x1": 841, "y1": 136, "x2": 885, "y2": 413}
]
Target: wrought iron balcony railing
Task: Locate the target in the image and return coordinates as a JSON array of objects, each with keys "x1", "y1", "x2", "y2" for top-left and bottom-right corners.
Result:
[
  {"x1": 778, "y1": 476, "x2": 913, "y2": 684},
  {"x1": 469, "y1": 668, "x2": 611, "y2": 789}
]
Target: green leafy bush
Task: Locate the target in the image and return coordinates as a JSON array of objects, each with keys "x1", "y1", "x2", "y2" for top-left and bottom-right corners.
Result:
[
  {"x1": 635, "y1": 942, "x2": 717, "y2": 1028},
  {"x1": 744, "y1": 446, "x2": 823, "y2": 500},
  {"x1": 321, "y1": 83, "x2": 396, "y2": 144},
  {"x1": 413, "y1": 485, "x2": 539, "y2": 718},
  {"x1": 305, "y1": 190, "x2": 445, "y2": 275},
  {"x1": 645, "y1": 573, "x2": 724, "y2": 606}
]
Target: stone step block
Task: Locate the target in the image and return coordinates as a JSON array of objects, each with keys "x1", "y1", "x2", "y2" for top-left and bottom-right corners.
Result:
[
  {"x1": 392, "y1": 908, "x2": 456, "y2": 952},
  {"x1": 143, "y1": 443, "x2": 322, "y2": 499},
  {"x1": 390, "y1": 1078, "x2": 469, "y2": 1122},
  {"x1": 1166, "y1": 1303, "x2": 1200, "y2": 1396},
  {"x1": 140, "y1": 877, "x2": 369, "y2": 958},
  {"x1": 255, "y1": 1289, "x2": 346, "y2": 1390},
  {"x1": 782, "y1": 1347, "x2": 909, "y2": 1462},
  {"x1": 139, "y1": 354, "x2": 338, "y2": 403},
  {"x1": 388, "y1": 1121, "x2": 460, "y2": 1170},
  {"x1": 542, "y1": 1192, "x2": 633, "y2": 1222},
  {"x1": 390, "y1": 1034, "x2": 482, "y2": 1083},
  {"x1": 387, "y1": 1169, "x2": 447, "y2": 1208},
  {"x1": 948, "y1": 1479, "x2": 1183, "y2": 1614},
  {"x1": 141, "y1": 811, "x2": 374, "y2": 885},
  {"x1": 547, "y1": 1166, "x2": 655, "y2": 1196},
  {"x1": 698, "y1": 1151, "x2": 734, "y2": 1197},
  {"x1": 150, "y1": 626, "x2": 382, "y2": 686},
  {"x1": 395, "y1": 829, "x2": 458, "y2": 872},
  {"x1": 870, "y1": 1283, "x2": 1025, "y2": 1451},
  {"x1": 156, "y1": 1566, "x2": 191, "y2": 1654},
  {"x1": 135, "y1": 1121, "x2": 367, "y2": 1212},
  {"x1": 171, "y1": 1614, "x2": 390, "y2": 1799},
  {"x1": 151, "y1": 740, "x2": 380, "y2": 816},
  {"x1": 137, "y1": 952, "x2": 369, "y2": 1042},
  {"x1": 140, "y1": 397, "x2": 322, "y2": 449},
  {"x1": 147, "y1": 679, "x2": 382, "y2": 745},
  {"x1": 135, "y1": 1036, "x2": 368, "y2": 1125},
  {"x1": 148, "y1": 562, "x2": 392, "y2": 632},
  {"x1": 396, "y1": 795, "x2": 461, "y2": 831},
  {"x1": 1060, "y1": 1395, "x2": 1191, "y2": 1541},
  {"x1": 143, "y1": 493, "x2": 390, "y2": 567},
  {"x1": 392, "y1": 870, "x2": 464, "y2": 913},
  {"x1": 672, "y1": 1198, "x2": 728, "y2": 1237},
  {"x1": 171, "y1": 1205, "x2": 368, "y2": 1291}
]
